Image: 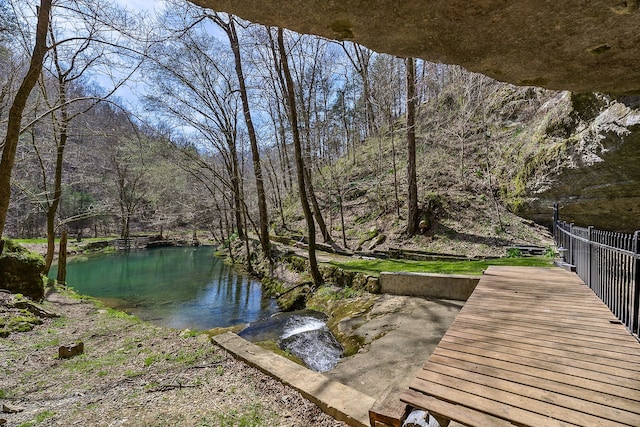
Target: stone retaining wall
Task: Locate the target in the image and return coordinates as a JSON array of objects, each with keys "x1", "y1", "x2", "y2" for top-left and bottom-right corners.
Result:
[{"x1": 379, "y1": 272, "x2": 480, "y2": 301}]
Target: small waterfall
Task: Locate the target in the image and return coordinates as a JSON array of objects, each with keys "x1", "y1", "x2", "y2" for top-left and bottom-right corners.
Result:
[
  {"x1": 279, "y1": 315, "x2": 343, "y2": 372},
  {"x1": 239, "y1": 310, "x2": 343, "y2": 372}
]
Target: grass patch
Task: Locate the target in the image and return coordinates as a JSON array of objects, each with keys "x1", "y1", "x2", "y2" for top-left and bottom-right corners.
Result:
[
  {"x1": 12, "y1": 238, "x2": 49, "y2": 244},
  {"x1": 106, "y1": 307, "x2": 140, "y2": 323},
  {"x1": 328, "y1": 256, "x2": 552, "y2": 277},
  {"x1": 212, "y1": 403, "x2": 268, "y2": 427},
  {"x1": 18, "y1": 410, "x2": 56, "y2": 427}
]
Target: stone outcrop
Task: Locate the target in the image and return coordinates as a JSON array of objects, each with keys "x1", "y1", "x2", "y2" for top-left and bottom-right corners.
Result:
[
  {"x1": 518, "y1": 94, "x2": 640, "y2": 232},
  {"x1": 195, "y1": 0, "x2": 640, "y2": 94},
  {"x1": 0, "y1": 240, "x2": 45, "y2": 300}
]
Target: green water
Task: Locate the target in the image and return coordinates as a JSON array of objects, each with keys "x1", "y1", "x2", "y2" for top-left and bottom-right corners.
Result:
[{"x1": 50, "y1": 246, "x2": 278, "y2": 330}]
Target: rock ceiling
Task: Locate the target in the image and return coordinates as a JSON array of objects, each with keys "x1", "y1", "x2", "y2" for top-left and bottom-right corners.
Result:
[{"x1": 192, "y1": 0, "x2": 640, "y2": 94}]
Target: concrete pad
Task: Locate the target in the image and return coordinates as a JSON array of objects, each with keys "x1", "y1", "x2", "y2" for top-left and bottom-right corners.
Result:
[
  {"x1": 213, "y1": 332, "x2": 375, "y2": 427},
  {"x1": 325, "y1": 296, "x2": 463, "y2": 397}
]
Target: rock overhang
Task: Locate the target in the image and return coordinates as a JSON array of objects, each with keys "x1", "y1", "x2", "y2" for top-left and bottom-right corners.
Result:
[{"x1": 190, "y1": 0, "x2": 640, "y2": 94}]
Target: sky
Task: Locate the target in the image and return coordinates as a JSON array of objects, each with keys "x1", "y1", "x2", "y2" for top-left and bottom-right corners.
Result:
[
  {"x1": 114, "y1": 0, "x2": 165, "y2": 14},
  {"x1": 99, "y1": 0, "x2": 168, "y2": 110}
]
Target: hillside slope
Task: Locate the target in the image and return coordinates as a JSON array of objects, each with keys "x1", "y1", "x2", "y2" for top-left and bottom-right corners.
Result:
[{"x1": 279, "y1": 76, "x2": 640, "y2": 256}]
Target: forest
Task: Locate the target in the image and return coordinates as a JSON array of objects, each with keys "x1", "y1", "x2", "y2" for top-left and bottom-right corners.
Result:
[{"x1": 1, "y1": 0, "x2": 562, "y2": 279}]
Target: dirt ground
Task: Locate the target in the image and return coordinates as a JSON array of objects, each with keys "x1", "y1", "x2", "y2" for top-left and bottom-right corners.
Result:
[{"x1": 0, "y1": 288, "x2": 347, "y2": 427}]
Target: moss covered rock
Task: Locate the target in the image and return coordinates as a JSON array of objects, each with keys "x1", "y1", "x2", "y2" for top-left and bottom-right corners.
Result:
[
  {"x1": 0, "y1": 239, "x2": 45, "y2": 300},
  {"x1": 276, "y1": 283, "x2": 312, "y2": 311}
]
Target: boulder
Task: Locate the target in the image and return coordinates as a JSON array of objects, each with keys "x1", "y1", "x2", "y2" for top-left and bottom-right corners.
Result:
[{"x1": 0, "y1": 241, "x2": 45, "y2": 301}]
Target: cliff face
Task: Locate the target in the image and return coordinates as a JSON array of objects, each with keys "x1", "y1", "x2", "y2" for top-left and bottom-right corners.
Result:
[{"x1": 517, "y1": 95, "x2": 640, "y2": 232}]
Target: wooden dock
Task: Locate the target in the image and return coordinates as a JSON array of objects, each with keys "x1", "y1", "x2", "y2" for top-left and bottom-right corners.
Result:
[{"x1": 399, "y1": 266, "x2": 640, "y2": 427}]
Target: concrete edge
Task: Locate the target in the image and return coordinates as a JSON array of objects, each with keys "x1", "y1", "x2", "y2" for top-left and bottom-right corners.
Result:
[
  {"x1": 212, "y1": 331, "x2": 374, "y2": 427},
  {"x1": 379, "y1": 271, "x2": 480, "y2": 301}
]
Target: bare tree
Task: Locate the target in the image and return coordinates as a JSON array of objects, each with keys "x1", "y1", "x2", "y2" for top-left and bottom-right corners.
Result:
[
  {"x1": 22, "y1": 0, "x2": 144, "y2": 272},
  {"x1": 144, "y1": 9, "x2": 247, "y2": 240},
  {"x1": 405, "y1": 57, "x2": 419, "y2": 235},
  {"x1": 110, "y1": 139, "x2": 148, "y2": 242},
  {"x1": 338, "y1": 41, "x2": 375, "y2": 138},
  {"x1": 211, "y1": 13, "x2": 272, "y2": 263},
  {"x1": 0, "y1": 0, "x2": 51, "y2": 244},
  {"x1": 277, "y1": 27, "x2": 322, "y2": 285}
]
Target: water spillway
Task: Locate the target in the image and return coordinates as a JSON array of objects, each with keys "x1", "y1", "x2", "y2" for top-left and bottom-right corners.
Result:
[{"x1": 239, "y1": 310, "x2": 343, "y2": 372}]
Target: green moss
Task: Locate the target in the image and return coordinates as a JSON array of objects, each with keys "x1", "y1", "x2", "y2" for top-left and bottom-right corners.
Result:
[
  {"x1": 307, "y1": 288, "x2": 375, "y2": 356},
  {"x1": 4, "y1": 311, "x2": 42, "y2": 334},
  {"x1": 255, "y1": 340, "x2": 305, "y2": 365},
  {"x1": 503, "y1": 139, "x2": 570, "y2": 213},
  {"x1": 260, "y1": 276, "x2": 286, "y2": 297},
  {"x1": 0, "y1": 238, "x2": 45, "y2": 300},
  {"x1": 276, "y1": 284, "x2": 311, "y2": 311},
  {"x1": 285, "y1": 255, "x2": 308, "y2": 273},
  {"x1": 357, "y1": 228, "x2": 379, "y2": 246}
]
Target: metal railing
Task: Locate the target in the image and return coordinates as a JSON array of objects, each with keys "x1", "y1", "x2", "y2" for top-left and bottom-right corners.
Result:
[{"x1": 553, "y1": 204, "x2": 640, "y2": 339}]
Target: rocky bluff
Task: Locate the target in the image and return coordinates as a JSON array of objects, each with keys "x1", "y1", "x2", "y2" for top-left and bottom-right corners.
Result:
[{"x1": 516, "y1": 93, "x2": 640, "y2": 233}]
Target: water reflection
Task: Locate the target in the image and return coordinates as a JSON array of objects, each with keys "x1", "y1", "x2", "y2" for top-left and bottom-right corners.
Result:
[{"x1": 50, "y1": 246, "x2": 278, "y2": 329}]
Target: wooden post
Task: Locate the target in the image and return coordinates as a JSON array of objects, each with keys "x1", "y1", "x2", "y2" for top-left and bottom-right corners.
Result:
[{"x1": 57, "y1": 231, "x2": 68, "y2": 285}]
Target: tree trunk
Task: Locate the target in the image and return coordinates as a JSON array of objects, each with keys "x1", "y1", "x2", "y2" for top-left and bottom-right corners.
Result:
[
  {"x1": 230, "y1": 142, "x2": 245, "y2": 240},
  {"x1": 0, "y1": 0, "x2": 51, "y2": 238},
  {"x1": 277, "y1": 28, "x2": 322, "y2": 285},
  {"x1": 338, "y1": 191, "x2": 347, "y2": 248},
  {"x1": 44, "y1": 55, "x2": 69, "y2": 275},
  {"x1": 406, "y1": 57, "x2": 419, "y2": 235},
  {"x1": 305, "y1": 166, "x2": 332, "y2": 243},
  {"x1": 227, "y1": 18, "x2": 271, "y2": 262},
  {"x1": 390, "y1": 114, "x2": 400, "y2": 218},
  {"x1": 56, "y1": 231, "x2": 67, "y2": 285}
]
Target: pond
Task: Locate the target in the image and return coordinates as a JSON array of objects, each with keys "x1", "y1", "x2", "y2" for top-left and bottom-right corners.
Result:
[{"x1": 50, "y1": 246, "x2": 279, "y2": 330}]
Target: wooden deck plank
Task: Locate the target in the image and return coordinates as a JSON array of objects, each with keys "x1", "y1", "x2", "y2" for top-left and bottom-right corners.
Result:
[
  {"x1": 425, "y1": 353, "x2": 640, "y2": 415},
  {"x1": 446, "y1": 321, "x2": 640, "y2": 362},
  {"x1": 449, "y1": 318, "x2": 640, "y2": 352},
  {"x1": 461, "y1": 300, "x2": 616, "y2": 316},
  {"x1": 441, "y1": 330, "x2": 640, "y2": 374},
  {"x1": 408, "y1": 377, "x2": 584, "y2": 427},
  {"x1": 457, "y1": 310, "x2": 634, "y2": 336},
  {"x1": 431, "y1": 346, "x2": 640, "y2": 401},
  {"x1": 400, "y1": 390, "x2": 516, "y2": 427},
  {"x1": 458, "y1": 312, "x2": 637, "y2": 341},
  {"x1": 417, "y1": 363, "x2": 640, "y2": 425},
  {"x1": 434, "y1": 338, "x2": 640, "y2": 389},
  {"x1": 401, "y1": 267, "x2": 640, "y2": 427}
]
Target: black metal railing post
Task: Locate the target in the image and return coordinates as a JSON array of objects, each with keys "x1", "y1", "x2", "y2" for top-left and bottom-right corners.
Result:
[
  {"x1": 569, "y1": 222, "x2": 575, "y2": 266},
  {"x1": 552, "y1": 205, "x2": 640, "y2": 339},
  {"x1": 553, "y1": 203, "x2": 559, "y2": 242},
  {"x1": 633, "y1": 230, "x2": 640, "y2": 337},
  {"x1": 586, "y1": 225, "x2": 595, "y2": 289}
]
